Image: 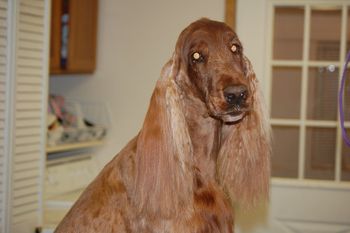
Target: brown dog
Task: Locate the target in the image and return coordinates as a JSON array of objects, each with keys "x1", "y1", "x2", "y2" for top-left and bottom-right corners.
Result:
[{"x1": 55, "y1": 18, "x2": 271, "y2": 233}]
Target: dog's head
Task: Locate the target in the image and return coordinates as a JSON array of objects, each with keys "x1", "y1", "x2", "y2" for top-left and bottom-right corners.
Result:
[
  {"x1": 172, "y1": 18, "x2": 252, "y2": 123},
  {"x1": 135, "y1": 19, "x2": 271, "y2": 216},
  {"x1": 167, "y1": 18, "x2": 271, "y2": 208}
]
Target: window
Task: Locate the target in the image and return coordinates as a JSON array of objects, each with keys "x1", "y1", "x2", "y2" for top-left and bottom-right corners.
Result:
[{"x1": 267, "y1": 1, "x2": 350, "y2": 181}]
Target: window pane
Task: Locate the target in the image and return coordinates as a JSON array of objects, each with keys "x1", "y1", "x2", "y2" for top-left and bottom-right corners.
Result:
[
  {"x1": 273, "y1": 7, "x2": 304, "y2": 60},
  {"x1": 344, "y1": 68, "x2": 350, "y2": 121},
  {"x1": 346, "y1": 7, "x2": 350, "y2": 57},
  {"x1": 341, "y1": 129, "x2": 350, "y2": 181},
  {"x1": 307, "y1": 66, "x2": 339, "y2": 120},
  {"x1": 272, "y1": 126, "x2": 299, "y2": 178},
  {"x1": 309, "y1": 8, "x2": 341, "y2": 61},
  {"x1": 271, "y1": 67, "x2": 302, "y2": 119},
  {"x1": 305, "y1": 127, "x2": 336, "y2": 180}
]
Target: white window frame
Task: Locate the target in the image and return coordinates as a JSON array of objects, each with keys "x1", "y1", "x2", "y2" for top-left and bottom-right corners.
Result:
[{"x1": 266, "y1": 0, "x2": 350, "y2": 184}]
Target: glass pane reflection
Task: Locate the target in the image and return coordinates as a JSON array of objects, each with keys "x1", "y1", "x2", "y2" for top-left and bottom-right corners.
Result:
[
  {"x1": 341, "y1": 129, "x2": 350, "y2": 181},
  {"x1": 309, "y1": 8, "x2": 341, "y2": 61},
  {"x1": 271, "y1": 67, "x2": 302, "y2": 119},
  {"x1": 305, "y1": 127, "x2": 336, "y2": 180},
  {"x1": 307, "y1": 66, "x2": 339, "y2": 120},
  {"x1": 272, "y1": 126, "x2": 299, "y2": 178},
  {"x1": 273, "y1": 7, "x2": 304, "y2": 60}
]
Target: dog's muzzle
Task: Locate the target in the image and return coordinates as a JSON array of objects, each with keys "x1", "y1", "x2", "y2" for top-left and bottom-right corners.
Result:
[{"x1": 222, "y1": 85, "x2": 249, "y2": 123}]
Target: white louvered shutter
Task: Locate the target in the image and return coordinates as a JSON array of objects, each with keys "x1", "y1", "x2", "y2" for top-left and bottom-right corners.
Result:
[
  {"x1": 0, "y1": 1, "x2": 8, "y2": 232},
  {"x1": 1, "y1": 0, "x2": 50, "y2": 232}
]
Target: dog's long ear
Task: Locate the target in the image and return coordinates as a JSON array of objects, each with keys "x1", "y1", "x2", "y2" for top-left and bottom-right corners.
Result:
[
  {"x1": 133, "y1": 59, "x2": 193, "y2": 218},
  {"x1": 217, "y1": 56, "x2": 271, "y2": 209}
]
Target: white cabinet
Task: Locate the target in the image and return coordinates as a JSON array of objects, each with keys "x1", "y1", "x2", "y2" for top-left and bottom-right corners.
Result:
[{"x1": 43, "y1": 151, "x2": 100, "y2": 230}]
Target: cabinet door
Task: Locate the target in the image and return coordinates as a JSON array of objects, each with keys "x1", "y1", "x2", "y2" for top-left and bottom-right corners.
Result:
[
  {"x1": 68, "y1": 0, "x2": 98, "y2": 73},
  {"x1": 50, "y1": 0, "x2": 62, "y2": 72}
]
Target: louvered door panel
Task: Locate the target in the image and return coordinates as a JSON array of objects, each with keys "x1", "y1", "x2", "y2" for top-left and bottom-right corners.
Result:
[
  {"x1": 0, "y1": 0, "x2": 49, "y2": 231},
  {"x1": 0, "y1": 0, "x2": 7, "y2": 232},
  {"x1": 10, "y1": 0, "x2": 49, "y2": 232}
]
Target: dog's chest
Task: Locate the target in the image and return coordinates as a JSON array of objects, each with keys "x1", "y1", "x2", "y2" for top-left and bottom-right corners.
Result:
[
  {"x1": 132, "y1": 184, "x2": 233, "y2": 233},
  {"x1": 135, "y1": 212, "x2": 233, "y2": 233}
]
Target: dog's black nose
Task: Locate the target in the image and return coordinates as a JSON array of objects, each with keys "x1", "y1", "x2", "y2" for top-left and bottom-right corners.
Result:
[{"x1": 224, "y1": 85, "x2": 248, "y2": 106}]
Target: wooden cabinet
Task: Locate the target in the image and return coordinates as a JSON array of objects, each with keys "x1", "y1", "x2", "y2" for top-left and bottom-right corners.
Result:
[{"x1": 50, "y1": 0, "x2": 98, "y2": 74}]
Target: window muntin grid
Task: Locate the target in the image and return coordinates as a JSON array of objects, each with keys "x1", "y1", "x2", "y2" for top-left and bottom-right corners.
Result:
[{"x1": 268, "y1": 1, "x2": 350, "y2": 182}]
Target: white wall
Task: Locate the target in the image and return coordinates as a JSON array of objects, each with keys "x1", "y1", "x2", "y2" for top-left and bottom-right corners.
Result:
[
  {"x1": 236, "y1": 0, "x2": 268, "y2": 89},
  {"x1": 50, "y1": 0, "x2": 225, "y2": 167}
]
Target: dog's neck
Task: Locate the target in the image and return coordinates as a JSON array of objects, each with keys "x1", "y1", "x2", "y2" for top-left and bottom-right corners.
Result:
[{"x1": 181, "y1": 90, "x2": 223, "y2": 180}]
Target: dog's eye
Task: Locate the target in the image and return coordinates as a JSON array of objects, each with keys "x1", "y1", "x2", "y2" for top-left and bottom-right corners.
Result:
[
  {"x1": 193, "y1": 52, "x2": 200, "y2": 60},
  {"x1": 231, "y1": 45, "x2": 237, "y2": 52},
  {"x1": 230, "y1": 43, "x2": 242, "y2": 54},
  {"x1": 231, "y1": 44, "x2": 238, "y2": 53},
  {"x1": 191, "y1": 52, "x2": 204, "y2": 63}
]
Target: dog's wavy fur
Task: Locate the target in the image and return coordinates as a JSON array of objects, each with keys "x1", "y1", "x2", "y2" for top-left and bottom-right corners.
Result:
[{"x1": 55, "y1": 18, "x2": 271, "y2": 233}]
